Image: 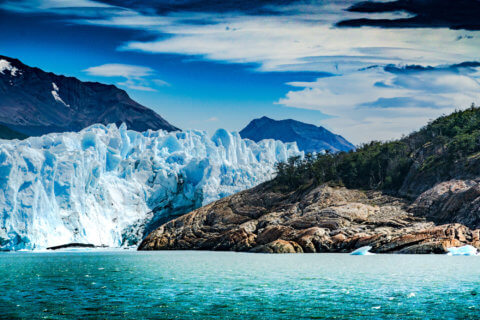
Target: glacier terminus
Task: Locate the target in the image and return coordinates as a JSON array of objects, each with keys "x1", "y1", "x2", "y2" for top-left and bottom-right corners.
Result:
[{"x1": 0, "y1": 124, "x2": 301, "y2": 250}]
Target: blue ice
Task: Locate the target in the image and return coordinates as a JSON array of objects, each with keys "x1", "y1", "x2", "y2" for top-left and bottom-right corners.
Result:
[
  {"x1": 447, "y1": 245, "x2": 478, "y2": 256},
  {"x1": 350, "y1": 246, "x2": 375, "y2": 255}
]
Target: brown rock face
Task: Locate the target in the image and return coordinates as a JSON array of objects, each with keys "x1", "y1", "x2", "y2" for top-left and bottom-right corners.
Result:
[
  {"x1": 139, "y1": 182, "x2": 480, "y2": 253},
  {"x1": 409, "y1": 180, "x2": 480, "y2": 229}
]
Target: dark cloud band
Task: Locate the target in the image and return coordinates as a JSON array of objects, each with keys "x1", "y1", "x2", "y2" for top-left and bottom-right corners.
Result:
[
  {"x1": 337, "y1": 0, "x2": 480, "y2": 30},
  {"x1": 97, "y1": 0, "x2": 299, "y2": 15}
]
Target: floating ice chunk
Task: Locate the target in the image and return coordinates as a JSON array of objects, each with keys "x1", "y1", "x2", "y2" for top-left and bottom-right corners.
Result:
[
  {"x1": 350, "y1": 246, "x2": 375, "y2": 255},
  {"x1": 447, "y1": 245, "x2": 478, "y2": 256}
]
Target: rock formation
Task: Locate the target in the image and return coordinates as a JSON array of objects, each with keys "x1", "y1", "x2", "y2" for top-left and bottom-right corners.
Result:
[{"x1": 139, "y1": 181, "x2": 480, "y2": 253}]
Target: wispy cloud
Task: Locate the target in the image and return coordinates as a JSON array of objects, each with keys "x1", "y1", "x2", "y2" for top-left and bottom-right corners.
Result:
[
  {"x1": 7, "y1": 1, "x2": 478, "y2": 73},
  {"x1": 84, "y1": 63, "x2": 168, "y2": 91},
  {"x1": 277, "y1": 64, "x2": 480, "y2": 143},
  {"x1": 0, "y1": 0, "x2": 122, "y2": 17},
  {"x1": 118, "y1": 13, "x2": 480, "y2": 74},
  {"x1": 84, "y1": 63, "x2": 153, "y2": 78},
  {"x1": 338, "y1": 0, "x2": 480, "y2": 31}
]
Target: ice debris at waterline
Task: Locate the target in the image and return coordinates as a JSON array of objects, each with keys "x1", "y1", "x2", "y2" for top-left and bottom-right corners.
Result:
[
  {"x1": 447, "y1": 245, "x2": 478, "y2": 256},
  {"x1": 350, "y1": 246, "x2": 375, "y2": 255},
  {"x1": 0, "y1": 123, "x2": 301, "y2": 250}
]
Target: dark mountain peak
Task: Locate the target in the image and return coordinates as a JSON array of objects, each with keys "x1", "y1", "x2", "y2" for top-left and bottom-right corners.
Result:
[
  {"x1": 0, "y1": 55, "x2": 179, "y2": 136},
  {"x1": 240, "y1": 117, "x2": 355, "y2": 153}
]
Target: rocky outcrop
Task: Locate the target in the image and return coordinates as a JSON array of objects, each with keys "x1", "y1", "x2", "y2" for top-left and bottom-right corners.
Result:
[
  {"x1": 409, "y1": 179, "x2": 480, "y2": 229},
  {"x1": 139, "y1": 182, "x2": 480, "y2": 253}
]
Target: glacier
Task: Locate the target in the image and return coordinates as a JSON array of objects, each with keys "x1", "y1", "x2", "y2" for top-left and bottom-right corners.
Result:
[{"x1": 0, "y1": 124, "x2": 301, "y2": 250}]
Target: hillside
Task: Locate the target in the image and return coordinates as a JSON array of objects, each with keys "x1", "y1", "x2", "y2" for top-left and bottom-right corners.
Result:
[
  {"x1": 0, "y1": 55, "x2": 179, "y2": 136},
  {"x1": 239, "y1": 116, "x2": 354, "y2": 153},
  {"x1": 275, "y1": 104, "x2": 480, "y2": 198}
]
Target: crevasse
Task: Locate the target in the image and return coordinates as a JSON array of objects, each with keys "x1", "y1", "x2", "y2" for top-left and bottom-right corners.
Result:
[{"x1": 0, "y1": 124, "x2": 301, "y2": 250}]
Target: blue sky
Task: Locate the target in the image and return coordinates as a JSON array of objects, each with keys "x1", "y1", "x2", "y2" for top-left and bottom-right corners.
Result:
[{"x1": 1, "y1": 0, "x2": 479, "y2": 144}]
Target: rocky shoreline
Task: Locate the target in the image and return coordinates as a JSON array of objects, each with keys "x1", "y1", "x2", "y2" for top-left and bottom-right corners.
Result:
[{"x1": 139, "y1": 180, "x2": 480, "y2": 254}]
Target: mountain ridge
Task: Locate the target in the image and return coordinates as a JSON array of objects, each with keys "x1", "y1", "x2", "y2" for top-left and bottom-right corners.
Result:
[
  {"x1": 0, "y1": 55, "x2": 179, "y2": 136},
  {"x1": 239, "y1": 116, "x2": 355, "y2": 153}
]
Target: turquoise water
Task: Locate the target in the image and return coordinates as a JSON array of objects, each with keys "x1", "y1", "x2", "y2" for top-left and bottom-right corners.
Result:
[{"x1": 1, "y1": 251, "x2": 480, "y2": 319}]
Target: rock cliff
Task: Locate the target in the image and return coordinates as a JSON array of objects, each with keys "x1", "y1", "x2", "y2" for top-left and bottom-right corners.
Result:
[{"x1": 139, "y1": 180, "x2": 480, "y2": 253}]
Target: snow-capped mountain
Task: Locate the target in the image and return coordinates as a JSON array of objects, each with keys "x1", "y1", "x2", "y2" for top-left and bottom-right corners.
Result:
[
  {"x1": 240, "y1": 116, "x2": 355, "y2": 153},
  {"x1": 0, "y1": 124, "x2": 301, "y2": 250},
  {"x1": 0, "y1": 55, "x2": 179, "y2": 136}
]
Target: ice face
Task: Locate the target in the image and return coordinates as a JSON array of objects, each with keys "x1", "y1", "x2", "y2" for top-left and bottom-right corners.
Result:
[
  {"x1": 447, "y1": 245, "x2": 478, "y2": 256},
  {"x1": 0, "y1": 124, "x2": 301, "y2": 250},
  {"x1": 350, "y1": 246, "x2": 375, "y2": 255}
]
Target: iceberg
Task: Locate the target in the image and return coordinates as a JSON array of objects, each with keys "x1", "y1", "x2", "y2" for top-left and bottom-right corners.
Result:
[
  {"x1": 0, "y1": 124, "x2": 301, "y2": 250},
  {"x1": 350, "y1": 246, "x2": 375, "y2": 255},
  {"x1": 446, "y1": 245, "x2": 478, "y2": 256}
]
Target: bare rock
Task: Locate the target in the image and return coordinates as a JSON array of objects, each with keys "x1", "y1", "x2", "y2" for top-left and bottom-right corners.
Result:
[{"x1": 139, "y1": 182, "x2": 480, "y2": 254}]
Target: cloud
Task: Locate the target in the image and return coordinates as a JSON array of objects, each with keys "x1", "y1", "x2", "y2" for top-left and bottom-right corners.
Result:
[
  {"x1": 112, "y1": 9, "x2": 480, "y2": 75},
  {"x1": 84, "y1": 63, "x2": 168, "y2": 91},
  {"x1": 152, "y1": 79, "x2": 170, "y2": 87},
  {"x1": 4, "y1": 1, "x2": 480, "y2": 74},
  {"x1": 84, "y1": 63, "x2": 153, "y2": 77},
  {"x1": 338, "y1": 0, "x2": 480, "y2": 31},
  {"x1": 0, "y1": 0, "x2": 122, "y2": 17},
  {"x1": 207, "y1": 117, "x2": 219, "y2": 122},
  {"x1": 3, "y1": 0, "x2": 480, "y2": 143},
  {"x1": 277, "y1": 63, "x2": 480, "y2": 143}
]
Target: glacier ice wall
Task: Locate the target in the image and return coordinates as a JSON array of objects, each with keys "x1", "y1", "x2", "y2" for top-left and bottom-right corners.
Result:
[{"x1": 0, "y1": 124, "x2": 301, "y2": 250}]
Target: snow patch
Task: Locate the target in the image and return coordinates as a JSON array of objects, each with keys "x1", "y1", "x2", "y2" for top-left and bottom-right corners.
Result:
[
  {"x1": 0, "y1": 59, "x2": 19, "y2": 76},
  {"x1": 0, "y1": 124, "x2": 301, "y2": 250},
  {"x1": 51, "y1": 82, "x2": 70, "y2": 107}
]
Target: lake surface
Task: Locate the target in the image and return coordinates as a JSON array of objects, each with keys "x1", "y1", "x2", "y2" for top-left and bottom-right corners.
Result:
[{"x1": 1, "y1": 251, "x2": 480, "y2": 319}]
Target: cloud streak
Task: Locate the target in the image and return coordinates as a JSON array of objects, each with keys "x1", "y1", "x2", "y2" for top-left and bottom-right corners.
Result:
[
  {"x1": 277, "y1": 64, "x2": 480, "y2": 143},
  {"x1": 84, "y1": 63, "x2": 168, "y2": 91},
  {"x1": 338, "y1": 0, "x2": 480, "y2": 31}
]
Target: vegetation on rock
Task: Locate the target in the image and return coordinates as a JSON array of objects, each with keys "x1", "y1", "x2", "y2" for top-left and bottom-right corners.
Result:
[{"x1": 275, "y1": 104, "x2": 480, "y2": 198}]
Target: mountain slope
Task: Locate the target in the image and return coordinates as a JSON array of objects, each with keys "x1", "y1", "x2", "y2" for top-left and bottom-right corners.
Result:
[
  {"x1": 0, "y1": 124, "x2": 27, "y2": 140},
  {"x1": 239, "y1": 116, "x2": 355, "y2": 153},
  {"x1": 274, "y1": 105, "x2": 480, "y2": 198},
  {"x1": 0, "y1": 55, "x2": 179, "y2": 136}
]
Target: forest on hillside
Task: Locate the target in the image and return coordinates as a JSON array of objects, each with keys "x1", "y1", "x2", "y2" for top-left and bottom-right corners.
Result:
[{"x1": 275, "y1": 104, "x2": 480, "y2": 197}]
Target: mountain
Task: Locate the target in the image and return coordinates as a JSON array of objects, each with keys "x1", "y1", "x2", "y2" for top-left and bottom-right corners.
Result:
[
  {"x1": 0, "y1": 123, "x2": 27, "y2": 140},
  {"x1": 0, "y1": 55, "x2": 179, "y2": 136},
  {"x1": 239, "y1": 116, "x2": 355, "y2": 153},
  {"x1": 0, "y1": 124, "x2": 300, "y2": 250},
  {"x1": 140, "y1": 105, "x2": 480, "y2": 254}
]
